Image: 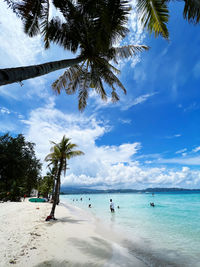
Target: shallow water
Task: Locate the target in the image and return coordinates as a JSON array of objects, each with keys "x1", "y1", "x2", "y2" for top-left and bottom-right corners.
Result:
[{"x1": 61, "y1": 193, "x2": 200, "y2": 266}]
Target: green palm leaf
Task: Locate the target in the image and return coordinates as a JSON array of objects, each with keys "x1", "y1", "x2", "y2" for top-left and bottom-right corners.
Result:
[
  {"x1": 15, "y1": 0, "x2": 44, "y2": 37},
  {"x1": 137, "y1": 0, "x2": 169, "y2": 39},
  {"x1": 41, "y1": 0, "x2": 50, "y2": 49},
  {"x1": 183, "y1": 0, "x2": 200, "y2": 23}
]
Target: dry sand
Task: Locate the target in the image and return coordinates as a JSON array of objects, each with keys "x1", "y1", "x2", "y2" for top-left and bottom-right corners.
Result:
[{"x1": 0, "y1": 200, "x2": 146, "y2": 267}]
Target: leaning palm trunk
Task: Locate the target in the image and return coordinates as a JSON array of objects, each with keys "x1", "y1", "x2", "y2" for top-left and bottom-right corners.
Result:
[
  {"x1": 49, "y1": 161, "x2": 63, "y2": 219},
  {"x1": 0, "y1": 57, "x2": 84, "y2": 86},
  {"x1": 56, "y1": 180, "x2": 60, "y2": 205},
  {"x1": 51, "y1": 176, "x2": 56, "y2": 202}
]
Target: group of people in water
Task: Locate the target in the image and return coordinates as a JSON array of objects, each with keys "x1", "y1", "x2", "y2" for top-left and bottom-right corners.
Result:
[{"x1": 72, "y1": 194, "x2": 155, "y2": 212}]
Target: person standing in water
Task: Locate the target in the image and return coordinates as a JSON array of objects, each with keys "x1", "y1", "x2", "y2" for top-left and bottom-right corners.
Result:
[{"x1": 110, "y1": 199, "x2": 115, "y2": 212}]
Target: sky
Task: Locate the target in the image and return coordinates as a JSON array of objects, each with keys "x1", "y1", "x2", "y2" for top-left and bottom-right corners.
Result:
[{"x1": 0, "y1": 1, "x2": 200, "y2": 189}]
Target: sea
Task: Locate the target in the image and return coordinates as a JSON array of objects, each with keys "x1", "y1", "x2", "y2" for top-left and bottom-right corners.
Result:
[{"x1": 61, "y1": 192, "x2": 200, "y2": 266}]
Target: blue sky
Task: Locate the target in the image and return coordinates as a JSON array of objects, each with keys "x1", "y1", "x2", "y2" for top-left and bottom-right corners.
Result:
[{"x1": 0, "y1": 1, "x2": 200, "y2": 189}]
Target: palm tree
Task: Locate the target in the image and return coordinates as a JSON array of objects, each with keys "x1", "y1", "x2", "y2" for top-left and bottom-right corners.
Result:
[
  {"x1": 1, "y1": 0, "x2": 148, "y2": 110},
  {"x1": 136, "y1": 0, "x2": 200, "y2": 39},
  {"x1": 45, "y1": 136, "x2": 84, "y2": 219}
]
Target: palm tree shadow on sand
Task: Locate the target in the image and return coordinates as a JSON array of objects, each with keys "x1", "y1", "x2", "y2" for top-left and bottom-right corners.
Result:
[
  {"x1": 34, "y1": 237, "x2": 111, "y2": 267},
  {"x1": 34, "y1": 259, "x2": 100, "y2": 267},
  {"x1": 34, "y1": 236, "x2": 145, "y2": 267},
  {"x1": 45, "y1": 216, "x2": 85, "y2": 225}
]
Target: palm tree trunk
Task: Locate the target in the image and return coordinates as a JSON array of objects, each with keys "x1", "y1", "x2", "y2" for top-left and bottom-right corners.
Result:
[
  {"x1": 56, "y1": 180, "x2": 60, "y2": 205},
  {"x1": 0, "y1": 56, "x2": 84, "y2": 86},
  {"x1": 49, "y1": 161, "x2": 63, "y2": 219},
  {"x1": 51, "y1": 176, "x2": 56, "y2": 202}
]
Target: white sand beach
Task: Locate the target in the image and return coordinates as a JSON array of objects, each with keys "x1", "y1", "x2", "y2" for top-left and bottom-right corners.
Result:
[{"x1": 0, "y1": 200, "x2": 146, "y2": 267}]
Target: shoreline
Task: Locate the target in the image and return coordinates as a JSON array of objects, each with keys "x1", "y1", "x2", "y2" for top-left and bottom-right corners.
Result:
[{"x1": 0, "y1": 200, "x2": 146, "y2": 266}]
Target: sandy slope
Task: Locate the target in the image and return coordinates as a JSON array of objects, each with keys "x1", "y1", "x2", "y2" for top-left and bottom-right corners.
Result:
[{"x1": 0, "y1": 200, "x2": 146, "y2": 267}]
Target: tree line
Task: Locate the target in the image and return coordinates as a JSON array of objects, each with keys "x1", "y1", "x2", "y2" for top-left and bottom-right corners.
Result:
[
  {"x1": 0, "y1": 133, "x2": 42, "y2": 201},
  {"x1": 0, "y1": 133, "x2": 83, "y2": 219}
]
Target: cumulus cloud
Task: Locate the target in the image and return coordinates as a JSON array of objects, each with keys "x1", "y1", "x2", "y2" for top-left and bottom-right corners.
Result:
[{"x1": 20, "y1": 101, "x2": 200, "y2": 189}]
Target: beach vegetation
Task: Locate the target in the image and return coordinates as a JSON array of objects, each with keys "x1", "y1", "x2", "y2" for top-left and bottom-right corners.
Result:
[
  {"x1": 37, "y1": 169, "x2": 55, "y2": 199},
  {"x1": 45, "y1": 135, "x2": 84, "y2": 219},
  {"x1": 0, "y1": 133, "x2": 42, "y2": 201}
]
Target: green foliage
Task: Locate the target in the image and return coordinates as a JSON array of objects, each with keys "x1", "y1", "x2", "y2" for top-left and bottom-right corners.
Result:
[
  {"x1": 137, "y1": 0, "x2": 169, "y2": 39},
  {"x1": 183, "y1": 0, "x2": 200, "y2": 23},
  {"x1": 45, "y1": 136, "x2": 84, "y2": 218},
  {"x1": 0, "y1": 133, "x2": 42, "y2": 201},
  {"x1": 38, "y1": 171, "x2": 54, "y2": 198},
  {"x1": 136, "y1": 0, "x2": 200, "y2": 39}
]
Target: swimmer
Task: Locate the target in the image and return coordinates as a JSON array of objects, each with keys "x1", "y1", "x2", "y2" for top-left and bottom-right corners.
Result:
[{"x1": 110, "y1": 199, "x2": 115, "y2": 212}]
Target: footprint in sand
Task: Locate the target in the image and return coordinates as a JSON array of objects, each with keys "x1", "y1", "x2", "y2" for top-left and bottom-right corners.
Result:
[
  {"x1": 30, "y1": 247, "x2": 37, "y2": 250},
  {"x1": 9, "y1": 259, "x2": 16, "y2": 264}
]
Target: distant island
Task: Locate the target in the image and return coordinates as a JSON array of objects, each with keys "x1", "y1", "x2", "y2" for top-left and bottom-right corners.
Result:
[{"x1": 60, "y1": 187, "x2": 200, "y2": 194}]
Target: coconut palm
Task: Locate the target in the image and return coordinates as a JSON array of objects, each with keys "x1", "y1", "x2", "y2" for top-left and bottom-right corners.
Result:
[
  {"x1": 136, "y1": 0, "x2": 200, "y2": 39},
  {"x1": 1, "y1": 0, "x2": 148, "y2": 110},
  {"x1": 45, "y1": 136, "x2": 84, "y2": 219}
]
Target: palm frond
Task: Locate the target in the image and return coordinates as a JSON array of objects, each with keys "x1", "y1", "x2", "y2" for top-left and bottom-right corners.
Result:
[
  {"x1": 15, "y1": 0, "x2": 44, "y2": 37},
  {"x1": 41, "y1": 0, "x2": 50, "y2": 49},
  {"x1": 78, "y1": 71, "x2": 90, "y2": 111},
  {"x1": 94, "y1": 57, "x2": 127, "y2": 95},
  {"x1": 183, "y1": 0, "x2": 200, "y2": 23},
  {"x1": 110, "y1": 45, "x2": 149, "y2": 61},
  {"x1": 4, "y1": 0, "x2": 20, "y2": 17},
  {"x1": 94, "y1": 78, "x2": 108, "y2": 102},
  {"x1": 47, "y1": 17, "x2": 80, "y2": 52},
  {"x1": 52, "y1": 64, "x2": 83, "y2": 95},
  {"x1": 137, "y1": 0, "x2": 169, "y2": 39},
  {"x1": 111, "y1": 88, "x2": 120, "y2": 103}
]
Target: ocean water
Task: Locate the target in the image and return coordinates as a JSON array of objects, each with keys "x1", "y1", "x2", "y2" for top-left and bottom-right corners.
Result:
[{"x1": 61, "y1": 193, "x2": 200, "y2": 266}]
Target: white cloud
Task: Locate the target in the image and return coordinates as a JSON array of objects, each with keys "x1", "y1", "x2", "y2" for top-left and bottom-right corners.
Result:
[
  {"x1": 121, "y1": 92, "x2": 157, "y2": 111},
  {"x1": 118, "y1": 118, "x2": 132, "y2": 124},
  {"x1": 127, "y1": 1, "x2": 147, "y2": 68},
  {"x1": 21, "y1": 101, "x2": 200, "y2": 189},
  {"x1": 175, "y1": 148, "x2": 187, "y2": 154},
  {"x1": 157, "y1": 156, "x2": 200, "y2": 166},
  {"x1": 0, "y1": 2, "x2": 44, "y2": 67},
  {"x1": 84, "y1": 91, "x2": 157, "y2": 112},
  {"x1": 116, "y1": 0, "x2": 147, "y2": 70},
  {"x1": 0, "y1": 107, "x2": 10, "y2": 114},
  {"x1": 0, "y1": 2, "x2": 53, "y2": 101},
  {"x1": 193, "y1": 146, "x2": 200, "y2": 153},
  {"x1": 165, "y1": 134, "x2": 181, "y2": 139}
]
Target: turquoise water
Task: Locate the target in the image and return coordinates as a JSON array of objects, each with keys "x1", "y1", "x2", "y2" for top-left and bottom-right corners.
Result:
[{"x1": 61, "y1": 193, "x2": 200, "y2": 266}]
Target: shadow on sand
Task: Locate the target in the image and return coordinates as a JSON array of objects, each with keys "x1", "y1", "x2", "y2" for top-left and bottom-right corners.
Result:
[
  {"x1": 34, "y1": 259, "x2": 100, "y2": 267},
  {"x1": 68, "y1": 236, "x2": 111, "y2": 260},
  {"x1": 45, "y1": 217, "x2": 84, "y2": 225}
]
